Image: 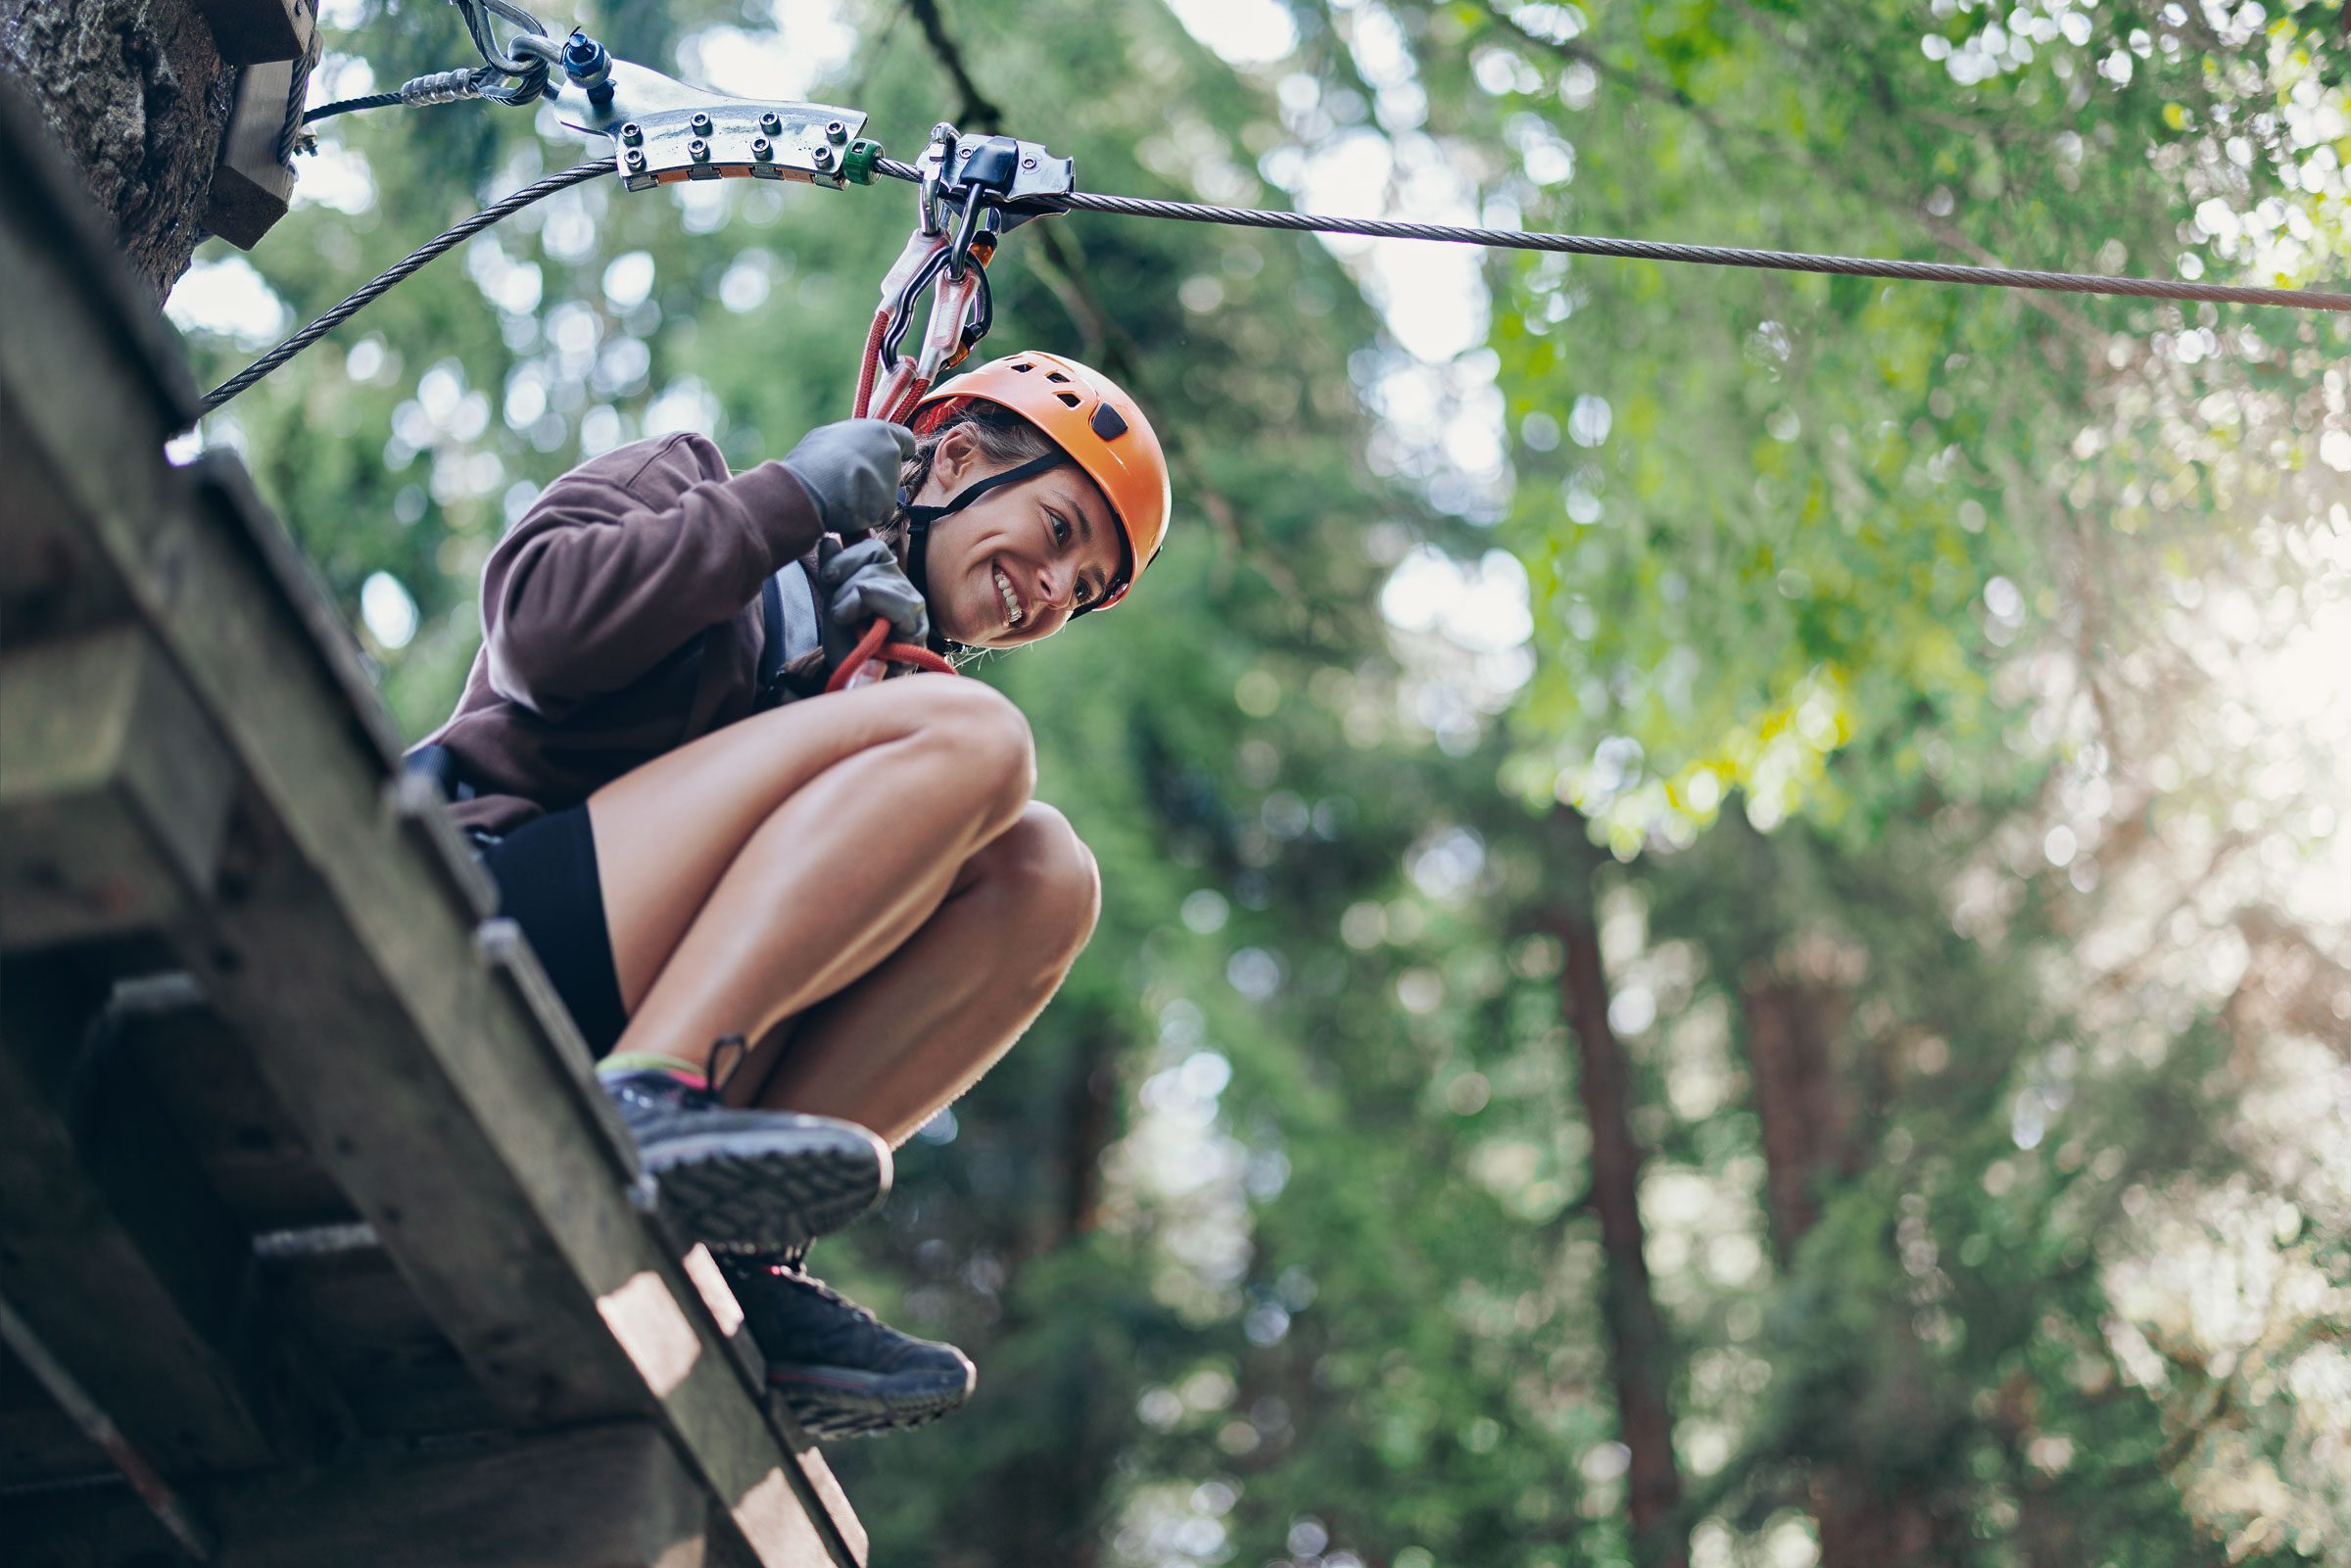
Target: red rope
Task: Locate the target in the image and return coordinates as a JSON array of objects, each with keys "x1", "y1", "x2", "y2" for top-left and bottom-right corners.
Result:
[
  {"x1": 821, "y1": 617, "x2": 955, "y2": 695},
  {"x1": 825, "y1": 619, "x2": 891, "y2": 694},
  {"x1": 850, "y1": 309, "x2": 888, "y2": 419},
  {"x1": 836, "y1": 295, "x2": 953, "y2": 689}
]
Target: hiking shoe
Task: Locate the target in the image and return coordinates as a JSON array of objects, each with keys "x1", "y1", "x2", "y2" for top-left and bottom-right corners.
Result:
[
  {"x1": 600, "y1": 1038, "x2": 889, "y2": 1255},
  {"x1": 721, "y1": 1254, "x2": 975, "y2": 1440}
]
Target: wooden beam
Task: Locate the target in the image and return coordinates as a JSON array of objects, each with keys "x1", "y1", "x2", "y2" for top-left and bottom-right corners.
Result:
[
  {"x1": 105, "y1": 975, "x2": 356, "y2": 1233},
  {"x1": 0, "y1": 72, "x2": 201, "y2": 440},
  {"x1": 0, "y1": 1339, "x2": 116, "y2": 1490},
  {"x1": 194, "y1": 0, "x2": 315, "y2": 67},
  {"x1": 0, "y1": 630, "x2": 237, "y2": 952},
  {"x1": 252, "y1": 1224, "x2": 502, "y2": 1439},
  {"x1": 2, "y1": 134, "x2": 865, "y2": 1566},
  {"x1": 6, "y1": 1423, "x2": 715, "y2": 1568},
  {"x1": 0, "y1": 1293, "x2": 216, "y2": 1560},
  {"x1": 203, "y1": 2, "x2": 315, "y2": 253},
  {"x1": 215, "y1": 1423, "x2": 705, "y2": 1568},
  {"x1": 0, "y1": 405, "x2": 137, "y2": 648},
  {"x1": 0, "y1": 964, "x2": 293, "y2": 1482}
]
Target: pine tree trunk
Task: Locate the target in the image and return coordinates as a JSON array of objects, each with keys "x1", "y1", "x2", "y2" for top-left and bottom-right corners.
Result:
[
  {"x1": 1551, "y1": 819, "x2": 1686, "y2": 1568},
  {"x1": 0, "y1": 0, "x2": 237, "y2": 295}
]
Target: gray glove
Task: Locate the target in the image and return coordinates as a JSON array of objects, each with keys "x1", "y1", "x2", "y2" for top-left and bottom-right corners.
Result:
[
  {"x1": 817, "y1": 535, "x2": 931, "y2": 650},
  {"x1": 780, "y1": 419, "x2": 916, "y2": 536}
]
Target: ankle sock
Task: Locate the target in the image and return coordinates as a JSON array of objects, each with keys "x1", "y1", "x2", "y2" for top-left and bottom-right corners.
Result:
[{"x1": 598, "y1": 1050, "x2": 707, "y2": 1086}]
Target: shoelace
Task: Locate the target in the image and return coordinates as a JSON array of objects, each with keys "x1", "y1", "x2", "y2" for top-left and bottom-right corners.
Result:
[
  {"x1": 732, "y1": 1251, "x2": 882, "y2": 1327},
  {"x1": 684, "y1": 1033, "x2": 752, "y2": 1108}
]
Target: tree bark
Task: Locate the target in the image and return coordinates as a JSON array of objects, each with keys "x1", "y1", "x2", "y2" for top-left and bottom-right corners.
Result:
[
  {"x1": 1550, "y1": 820, "x2": 1686, "y2": 1568},
  {"x1": 0, "y1": 0, "x2": 237, "y2": 295},
  {"x1": 1736, "y1": 976, "x2": 1851, "y2": 1267},
  {"x1": 1738, "y1": 974, "x2": 1943, "y2": 1567}
]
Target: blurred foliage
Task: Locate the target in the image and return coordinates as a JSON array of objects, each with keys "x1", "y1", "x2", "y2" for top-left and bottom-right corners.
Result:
[{"x1": 172, "y1": 0, "x2": 2348, "y2": 1565}]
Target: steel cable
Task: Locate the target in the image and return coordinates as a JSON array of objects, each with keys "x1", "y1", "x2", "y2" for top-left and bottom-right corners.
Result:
[
  {"x1": 198, "y1": 160, "x2": 613, "y2": 417},
  {"x1": 303, "y1": 90, "x2": 406, "y2": 123},
  {"x1": 872, "y1": 157, "x2": 2351, "y2": 314}
]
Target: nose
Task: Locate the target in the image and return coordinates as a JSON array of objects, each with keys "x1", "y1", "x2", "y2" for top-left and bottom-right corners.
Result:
[{"x1": 1035, "y1": 563, "x2": 1075, "y2": 615}]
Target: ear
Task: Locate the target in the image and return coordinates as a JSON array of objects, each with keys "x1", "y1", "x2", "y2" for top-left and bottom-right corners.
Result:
[{"x1": 926, "y1": 424, "x2": 982, "y2": 488}]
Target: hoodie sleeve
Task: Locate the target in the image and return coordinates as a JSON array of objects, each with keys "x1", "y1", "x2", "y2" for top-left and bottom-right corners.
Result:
[{"x1": 480, "y1": 433, "x2": 825, "y2": 720}]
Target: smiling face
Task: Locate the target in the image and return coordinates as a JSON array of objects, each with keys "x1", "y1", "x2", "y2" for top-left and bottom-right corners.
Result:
[{"x1": 917, "y1": 423, "x2": 1128, "y2": 650}]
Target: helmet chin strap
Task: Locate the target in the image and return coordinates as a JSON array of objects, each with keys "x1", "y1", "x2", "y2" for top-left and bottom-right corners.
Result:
[{"x1": 897, "y1": 450, "x2": 1066, "y2": 650}]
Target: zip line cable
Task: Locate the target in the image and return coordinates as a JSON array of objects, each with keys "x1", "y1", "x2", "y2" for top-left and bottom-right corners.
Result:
[
  {"x1": 869, "y1": 158, "x2": 2351, "y2": 315},
  {"x1": 198, "y1": 161, "x2": 611, "y2": 414},
  {"x1": 198, "y1": 127, "x2": 2351, "y2": 417}
]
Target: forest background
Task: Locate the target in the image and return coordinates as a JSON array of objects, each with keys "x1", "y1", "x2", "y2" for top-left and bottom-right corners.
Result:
[{"x1": 158, "y1": 0, "x2": 2350, "y2": 1564}]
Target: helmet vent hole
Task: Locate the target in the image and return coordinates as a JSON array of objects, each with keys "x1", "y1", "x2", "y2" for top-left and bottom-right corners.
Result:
[
  {"x1": 1044, "y1": 370, "x2": 1072, "y2": 383},
  {"x1": 1010, "y1": 361, "x2": 1033, "y2": 372},
  {"x1": 1054, "y1": 391, "x2": 1082, "y2": 407}
]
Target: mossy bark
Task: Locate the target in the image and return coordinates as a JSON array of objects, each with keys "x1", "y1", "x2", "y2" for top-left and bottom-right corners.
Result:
[{"x1": 0, "y1": 0, "x2": 236, "y2": 296}]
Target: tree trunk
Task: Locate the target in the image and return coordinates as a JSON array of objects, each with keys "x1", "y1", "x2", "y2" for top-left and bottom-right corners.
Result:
[
  {"x1": 0, "y1": 0, "x2": 237, "y2": 295},
  {"x1": 1738, "y1": 975, "x2": 1942, "y2": 1566},
  {"x1": 1550, "y1": 820, "x2": 1686, "y2": 1568},
  {"x1": 1736, "y1": 976, "x2": 1851, "y2": 1267}
]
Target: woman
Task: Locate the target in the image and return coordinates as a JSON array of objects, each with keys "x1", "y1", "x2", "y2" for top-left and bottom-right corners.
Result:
[{"x1": 410, "y1": 352, "x2": 1170, "y2": 1438}]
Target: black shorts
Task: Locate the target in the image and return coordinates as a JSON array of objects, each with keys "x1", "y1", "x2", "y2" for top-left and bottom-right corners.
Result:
[{"x1": 476, "y1": 803, "x2": 628, "y2": 1058}]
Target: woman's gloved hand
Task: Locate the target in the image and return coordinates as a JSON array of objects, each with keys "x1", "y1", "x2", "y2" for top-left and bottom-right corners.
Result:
[
  {"x1": 781, "y1": 419, "x2": 917, "y2": 536},
  {"x1": 817, "y1": 535, "x2": 931, "y2": 650}
]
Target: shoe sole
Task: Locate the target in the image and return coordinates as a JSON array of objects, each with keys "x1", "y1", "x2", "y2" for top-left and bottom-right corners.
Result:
[
  {"x1": 643, "y1": 1125, "x2": 890, "y2": 1255},
  {"x1": 770, "y1": 1358, "x2": 976, "y2": 1440}
]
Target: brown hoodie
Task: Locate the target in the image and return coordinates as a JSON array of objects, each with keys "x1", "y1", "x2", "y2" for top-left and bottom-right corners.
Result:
[{"x1": 413, "y1": 433, "x2": 826, "y2": 835}]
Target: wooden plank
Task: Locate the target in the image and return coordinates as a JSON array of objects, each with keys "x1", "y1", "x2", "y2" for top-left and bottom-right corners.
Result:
[
  {"x1": 96, "y1": 479, "x2": 853, "y2": 1560},
  {"x1": 187, "y1": 455, "x2": 405, "y2": 773},
  {"x1": 194, "y1": 0, "x2": 314, "y2": 67},
  {"x1": 0, "y1": 1341, "x2": 114, "y2": 1491},
  {"x1": 0, "y1": 407, "x2": 137, "y2": 649},
  {"x1": 0, "y1": 1479, "x2": 183, "y2": 1568},
  {"x1": 0, "y1": 72, "x2": 200, "y2": 436},
  {"x1": 0, "y1": 965, "x2": 288, "y2": 1479},
  {"x1": 0, "y1": 1292, "x2": 216, "y2": 1559},
  {"x1": 0, "y1": 630, "x2": 238, "y2": 952},
  {"x1": 203, "y1": 0, "x2": 318, "y2": 253},
  {"x1": 3, "y1": 131, "x2": 864, "y2": 1563},
  {"x1": 105, "y1": 975, "x2": 356, "y2": 1233},
  {"x1": 254, "y1": 1225, "x2": 503, "y2": 1438},
  {"x1": 211, "y1": 1422, "x2": 704, "y2": 1568},
  {"x1": 5, "y1": 1423, "x2": 708, "y2": 1568}
]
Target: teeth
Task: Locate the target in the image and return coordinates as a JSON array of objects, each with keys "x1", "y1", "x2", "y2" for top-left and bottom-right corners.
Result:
[{"x1": 993, "y1": 564, "x2": 1023, "y2": 627}]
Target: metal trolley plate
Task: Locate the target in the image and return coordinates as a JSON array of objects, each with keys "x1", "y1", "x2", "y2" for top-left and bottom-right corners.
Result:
[{"x1": 559, "y1": 60, "x2": 867, "y2": 191}]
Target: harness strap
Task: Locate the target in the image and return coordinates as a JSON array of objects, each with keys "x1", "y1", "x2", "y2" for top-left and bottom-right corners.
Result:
[{"x1": 758, "y1": 560, "x2": 825, "y2": 704}]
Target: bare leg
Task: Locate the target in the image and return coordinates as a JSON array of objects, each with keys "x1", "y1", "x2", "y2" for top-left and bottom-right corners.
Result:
[
  {"x1": 751, "y1": 800, "x2": 1100, "y2": 1144},
  {"x1": 589, "y1": 675, "x2": 1035, "y2": 1071}
]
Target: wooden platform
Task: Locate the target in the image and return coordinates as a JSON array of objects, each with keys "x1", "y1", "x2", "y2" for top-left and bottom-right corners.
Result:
[{"x1": 0, "y1": 77, "x2": 864, "y2": 1567}]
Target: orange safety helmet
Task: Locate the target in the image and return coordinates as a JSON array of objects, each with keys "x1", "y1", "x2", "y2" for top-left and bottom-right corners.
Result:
[{"x1": 911, "y1": 352, "x2": 1171, "y2": 611}]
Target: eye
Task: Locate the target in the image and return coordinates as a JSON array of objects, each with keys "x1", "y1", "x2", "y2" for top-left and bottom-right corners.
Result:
[{"x1": 1050, "y1": 512, "x2": 1072, "y2": 546}]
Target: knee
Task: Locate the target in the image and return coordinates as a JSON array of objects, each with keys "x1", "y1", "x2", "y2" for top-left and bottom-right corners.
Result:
[
  {"x1": 971, "y1": 802, "x2": 1101, "y2": 975},
  {"x1": 900, "y1": 676, "x2": 1035, "y2": 832}
]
